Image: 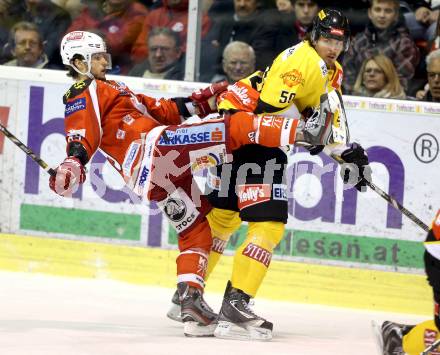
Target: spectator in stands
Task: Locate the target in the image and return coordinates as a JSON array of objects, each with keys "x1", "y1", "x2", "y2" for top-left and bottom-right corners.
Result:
[
  {"x1": 4, "y1": 21, "x2": 53, "y2": 69},
  {"x1": 343, "y1": 0, "x2": 420, "y2": 94},
  {"x1": 317, "y1": 0, "x2": 370, "y2": 36},
  {"x1": 352, "y1": 54, "x2": 406, "y2": 99},
  {"x1": 68, "y1": 0, "x2": 148, "y2": 74},
  {"x1": 128, "y1": 27, "x2": 184, "y2": 80},
  {"x1": 211, "y1": 41, "x2": 255, "y2": 83},
  {"x1": 131, "y1": 0, "x2": 211, "y2": 63},
  {"x1": 51, "y1": 0, "x2": 84, "y2": 18},
  {"x1": 418, "y1": 48, "x2": 440, "y2": 101},
  {"x1": 429, "y1": 10, "x2": 440, "y2": 50},
  {"x1": 403, "y1": 0, "x2": 438, "y2": 42},
  {"x1": 207, "y1": 0, "x2": 280, "y2": 71},
  {"x1": 278, "y1": 0, "x2": 319, "y2": 50},
  {"x1": 0, "y1": 0, "x2": 22, "y2": 63},
  {"x1": 276, "y1": 0, "x2": 293, "y2": 13},
  {"x1": 21, "y1": 0, "x2": 71, "y2": 67}
]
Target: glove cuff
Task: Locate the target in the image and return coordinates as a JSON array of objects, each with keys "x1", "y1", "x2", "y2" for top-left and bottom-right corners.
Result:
[{"x1": 171, "y1": 97, "x2": 193, "y2": 118}]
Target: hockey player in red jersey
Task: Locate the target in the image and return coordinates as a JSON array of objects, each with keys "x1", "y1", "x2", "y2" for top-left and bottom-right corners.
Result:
[
  {"x1": 379, "y1": 209, "x2": 440, "y2": 355},
  {"x1": 50, "y1": 31, "x2": 369, "y2": 338}
]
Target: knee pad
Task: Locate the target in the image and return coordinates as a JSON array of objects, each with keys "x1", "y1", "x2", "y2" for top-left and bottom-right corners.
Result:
[
  {"x1": 246, "y1": 221, "x2": 285, "y2": 251},
  {"x1": 207, "y1": 208, "x2": 241, "y2": 254}
]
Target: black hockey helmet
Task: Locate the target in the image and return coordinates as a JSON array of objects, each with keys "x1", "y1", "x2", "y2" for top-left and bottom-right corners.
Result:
[{"x1": 311, "y1": 9, "x2": 350, "y2": 52}]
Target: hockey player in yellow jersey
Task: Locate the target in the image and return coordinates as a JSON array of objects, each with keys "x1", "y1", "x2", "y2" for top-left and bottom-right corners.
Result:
[
  {"x1": 207, "y1": 9, "x2": 370, "y2": 341},
  {"x1": 210, "y1": 9, "x2": 371, "y2": 341},
  {"x1": 167, "y1": 8, "x2": 372, "y2": 340},
  {"x1": 379, "y1": 210, "x2": 440, "y2": 355}
]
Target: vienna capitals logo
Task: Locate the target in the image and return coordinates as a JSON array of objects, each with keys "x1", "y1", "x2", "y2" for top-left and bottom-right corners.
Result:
[{"x1": 280, "y1": 69, "x2": 305, "y2": 87}]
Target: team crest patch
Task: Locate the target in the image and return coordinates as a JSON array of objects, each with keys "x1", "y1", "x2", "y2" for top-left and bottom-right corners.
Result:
[{"x1": 280, "y1": 69, "x2": 305, "y2": 87}]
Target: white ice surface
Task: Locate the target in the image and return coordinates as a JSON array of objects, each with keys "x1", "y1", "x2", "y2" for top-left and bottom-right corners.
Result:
[{"x1": 0, "y1": 271, "x2": 427, "y2": 355}]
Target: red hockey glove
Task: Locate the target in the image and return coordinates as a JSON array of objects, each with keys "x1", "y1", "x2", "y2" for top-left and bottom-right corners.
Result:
[
  {"x1": 190, "y1": 81, "x2": 229, "y2": 117},
  {"x1": 49, "y1": 157, "x2": 86, "y2": 197}
]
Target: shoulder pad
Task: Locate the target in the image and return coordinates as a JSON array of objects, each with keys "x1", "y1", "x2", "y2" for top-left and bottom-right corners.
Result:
[{"x1": 63, "y1": 79, "x2": 92, "y2": 104}]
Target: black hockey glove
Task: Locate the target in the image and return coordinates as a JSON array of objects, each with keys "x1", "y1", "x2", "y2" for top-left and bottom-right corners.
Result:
[
  {"x1": 305, "y1": 145, "x2": 324, "y2": 156},
  {"x1": 340, "y1": 143, "x2": 371, "y2": 192}
]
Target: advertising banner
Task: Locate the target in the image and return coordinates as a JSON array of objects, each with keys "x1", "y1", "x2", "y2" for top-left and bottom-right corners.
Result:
[{"x1": 0, "y1": 67, "x2": 439, "y2": 272}]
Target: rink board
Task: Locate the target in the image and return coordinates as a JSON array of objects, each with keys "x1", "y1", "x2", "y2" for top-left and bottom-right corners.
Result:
[
  {"x1": 0, "y1": 67, "x2": 439, "y2": 316},
  {"x1": 0, "y1": 233, "x2": 432, "y2": 316},
  {"x1": 0, "y1": 67, "x2": 439, "y2": 273}
]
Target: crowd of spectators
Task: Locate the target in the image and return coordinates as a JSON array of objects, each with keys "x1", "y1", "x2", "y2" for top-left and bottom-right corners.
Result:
[{"x1": 0, "y1": 0, "x2": 439, "y2": 102}]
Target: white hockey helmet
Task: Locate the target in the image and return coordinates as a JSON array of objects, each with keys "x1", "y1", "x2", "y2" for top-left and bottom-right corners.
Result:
[{"x1": 60, "y1": 31, "x2": 112, "y2": 77}]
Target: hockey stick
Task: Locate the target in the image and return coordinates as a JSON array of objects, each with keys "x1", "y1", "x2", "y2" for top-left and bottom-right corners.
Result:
[
  {"x1": 324, "y1": 148, "x2": 429, "y2": 233},
  {"x1": 302, "y1": 90, "x2": 429, "y2": 232},
  {"x1": 421, "y1": 338, "x2": 440, "y2": 355},
  {"x1": 0, "y1": 122, "x2": 56, "y2": 177}
]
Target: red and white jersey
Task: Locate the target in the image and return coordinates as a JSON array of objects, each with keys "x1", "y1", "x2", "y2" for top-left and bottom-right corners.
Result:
[{"x1": 63, "y1": 78, "x2": 183, "y2": 181}]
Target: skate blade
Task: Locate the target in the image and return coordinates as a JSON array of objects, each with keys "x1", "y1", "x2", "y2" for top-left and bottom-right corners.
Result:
[
  {"x1": 371, "y1": 320, "x2": 384, "y2": 355},
  {"x1": 214, "y1": 320, "x2": 272, "y2": 341},
  {"x1": 166, "y1": 303, "x2": 182, "y2": 323},
  {"x1": 183, "y1": 321, "x2": 216, "y2": 337}
]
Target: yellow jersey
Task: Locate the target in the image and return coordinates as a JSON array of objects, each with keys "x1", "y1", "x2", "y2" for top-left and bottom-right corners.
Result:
[{"x1": 218, "y1": 40, "x2": 344, "y2": 119}]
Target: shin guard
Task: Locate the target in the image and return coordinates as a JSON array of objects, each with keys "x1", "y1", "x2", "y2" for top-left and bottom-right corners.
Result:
[
  {"x1": 231, "y1": 221, "x2": 285, "y2": 297},
  {"x1": 176, "y1": 219, "x2": 212, "y2": 289},
  {"x1": 205, "y1": 208, "x2": 242, "y2": 280}
]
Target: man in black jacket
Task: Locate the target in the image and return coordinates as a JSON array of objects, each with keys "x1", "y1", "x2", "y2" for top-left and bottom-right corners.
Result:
[
  {"x1": 21, "y1": 0, "x2": 71, "y2": 67},
  {"x1": 208, "y1": 0, "x2": 281, "y2": 71}
]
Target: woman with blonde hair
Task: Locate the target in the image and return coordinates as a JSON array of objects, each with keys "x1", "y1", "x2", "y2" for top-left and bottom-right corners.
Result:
[{"x1": 353, "y1": 54, "x2": 406, "y2": 99}]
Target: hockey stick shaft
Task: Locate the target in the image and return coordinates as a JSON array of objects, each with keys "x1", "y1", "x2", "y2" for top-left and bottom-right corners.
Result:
[
  {"x1": 327, "y1": 150, "x2": 429, "y2": 232},
  {"x1": 0, "y1": 122, "x2": 56, "y2": 177},
  {"x1": 421, "y1": 338, "x2": 440, "y2": 355},
  {"x1": 365, "y1": 179, "x2": 429, "y2": 232}
]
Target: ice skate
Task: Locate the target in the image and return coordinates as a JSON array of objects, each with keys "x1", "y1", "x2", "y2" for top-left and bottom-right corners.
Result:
[
  {"x1": 379, "y1": 320, "x2": 414, "y2": 355},
  {"x1": 166, "y1": 289, "x2": 182, "y2": 323},
  {"x1": 177, "y1": 282, "x2": 218, "y2": 337},
  {"x1": 214, "y1": 281, "x2": 273, "y2": 341}
]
